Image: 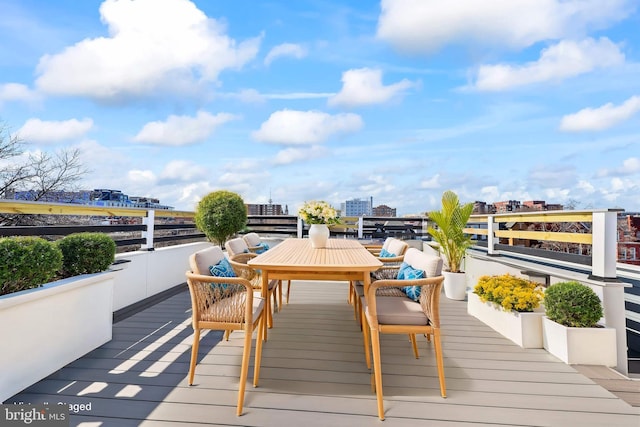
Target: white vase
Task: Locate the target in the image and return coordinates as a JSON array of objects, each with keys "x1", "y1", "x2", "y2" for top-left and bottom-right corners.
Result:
[{"x1": 309, "y1": 224, "x2": 330, "y2": 248}]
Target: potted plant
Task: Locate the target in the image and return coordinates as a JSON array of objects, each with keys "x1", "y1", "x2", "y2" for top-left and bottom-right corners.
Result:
[
  {"x1": 468, "y1": 274, "x2": 545, "y2": 347},
  {"x1": 542, "y1": 281, "x2": 616, "y2": 366},
  {"x1": 194, "y1": 190, "x2": 247, "y2": 248},
  {"x1": 427, "y1": 190, "x2": 473, "y2": 300},
  {"x1": 0, "y1": 233, "x2": 117, "y2": 402},
  {"x1": 298, "y1": 200, "x2": 340, "y2": 248}
]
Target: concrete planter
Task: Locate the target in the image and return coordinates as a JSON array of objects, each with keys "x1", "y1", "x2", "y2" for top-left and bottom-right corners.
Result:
[
  {"x1": 0, "y1": 271, "x2": 115, "y2": 402},
  {"x1": 443, "y1": 271, "x2": 467, "y2": 300},
  {"x1": 467, "y1": 292, "x2": 544, "y2": 348},
  {"x1": 542, "y1": 316, "x2": 617, "y2": 366}
]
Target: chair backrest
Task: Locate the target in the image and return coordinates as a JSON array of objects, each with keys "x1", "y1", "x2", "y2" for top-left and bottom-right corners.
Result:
[
  {"x1": 404, "y1": 248, "x2": 443, "y2": 277},
  {"x1": 189, "y1": 245, "x2": 226, "y2": 275},
  {"x1": 243, "y1": 232, "x2": 262, "y2": 248},
  {"x1": 226, "y1": 237, "x2": 249, "y2": 257},
  {"x1": 386, "y1": 238, "x2": 409, "y2": 257}
]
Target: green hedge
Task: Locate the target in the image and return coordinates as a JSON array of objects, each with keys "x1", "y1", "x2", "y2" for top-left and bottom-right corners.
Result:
[
  {"x1": 56, "y1": 233, "x2": 116, "y2": 278},
  {"x1": 0, "y1": 237, "x2": 63, "y2": 296},
  {"x1": 544, "y1": 281, "x2": 603, "y2": 328}
]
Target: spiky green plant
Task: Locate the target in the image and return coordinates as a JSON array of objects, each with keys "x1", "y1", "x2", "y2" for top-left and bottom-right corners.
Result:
[{"x1": 427, "y1": 190, "x2": 474, "y2": 273}]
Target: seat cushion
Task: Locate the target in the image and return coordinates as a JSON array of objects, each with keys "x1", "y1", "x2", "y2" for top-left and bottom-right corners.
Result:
[
  {"x1": 243, "y1": 232, "x2": 262, "y2": 247},
  {"x1": 386, "y1": 238, "x2": 408, "y2": 257},
  {"x1": 365, "y1": 296, "x2": 427, "y2": 326},
  {"x1": 404, "y1": 248, "x2": 443, "y2": 277}
]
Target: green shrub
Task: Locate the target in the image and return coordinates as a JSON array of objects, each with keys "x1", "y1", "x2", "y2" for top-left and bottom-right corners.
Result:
[
  {"x1": 544, "y1": 281, "x2": 603, "y2": 327},
  {"x1": 56, "y1": 232, "x2": 116, "y2": 278},
  {"x1": 194, "y1": 190, "x2": 247, "y2": 246},
  {"x1": 0, "y1": 237, "x2": 63, "y2": 295},
  {"x1": 474, "y1": 274, "x2": 544, "y2": 312}
]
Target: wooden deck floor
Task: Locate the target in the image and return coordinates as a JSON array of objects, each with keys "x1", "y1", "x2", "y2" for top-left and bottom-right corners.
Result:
[{"x1": 9, "y1": 281, "x2": 640, "y2": 426}]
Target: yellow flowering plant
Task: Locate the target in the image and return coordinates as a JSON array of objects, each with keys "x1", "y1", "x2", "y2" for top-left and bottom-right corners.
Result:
[
  {"x1": 298, "y1": 200, "x2": 340, "y2": 225},
  {"x1": 473, "y1": 274, "x2": 544, "y2": 312}
]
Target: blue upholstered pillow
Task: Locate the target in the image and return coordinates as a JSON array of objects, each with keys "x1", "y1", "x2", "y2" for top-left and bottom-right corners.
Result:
[
  {"x1": 209, "y1": 257, "x2": 236, "y2": 278},
  {"x1": 255, "y1": 242, "x2": 270, "y2": 254},
  {"x1": 379, "y1": 248, "x2": 395, "y2": 258},
  {"x1": 397, "y1": 262, "x2": 424, "y2": 301}
]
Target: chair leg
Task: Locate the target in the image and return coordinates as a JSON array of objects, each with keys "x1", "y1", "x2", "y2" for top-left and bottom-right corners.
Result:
[
  {"x1": 371, "y1": 329, "x2": 385, "y2": 421},
  {"x1": 237, "y1": 323, "x2": 254, "y2": 416},
  {"x1": 253, "y1": 313, "x2": 265, "y2": 388},
  {"x1": 277, "y1": 280, "x2": 283, "y2": 311},
  {"x1": 433, "y1": 328, "x2": 447, "y2": 398},
  {"x1": 224, "y1": 330, "x2": 231, "y2": 341},
  {"x1": 361, "y1": 306, "x2": 371, "y2": 370},
  {"x1": 266, "y1": 290, "x2": 273, "y2": 329},
  {"x1": 188, "y1": 328, "x2": 200, "y2": 385},
  {"x1": 410, "y1": 334, "x2": 419, "y2": 359}
]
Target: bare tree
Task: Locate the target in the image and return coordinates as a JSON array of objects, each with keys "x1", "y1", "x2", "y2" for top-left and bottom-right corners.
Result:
[{"x1": 0, "y1": 120, "x2": 88, "y2": 225}]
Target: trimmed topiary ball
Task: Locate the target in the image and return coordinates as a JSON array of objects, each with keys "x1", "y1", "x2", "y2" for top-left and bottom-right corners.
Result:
[
  {"x1": 544, "y1": 281, "x2": 603, "y2": 328},
  {"x1": 0, "y1": 236, "x2": 63, "y2": 295},
  {"x1": 194, "y1": 190, "x2": 247, "y2": 247},
  {"x1": 56, "y1": 232, "x2": 116, "y2": 278}
]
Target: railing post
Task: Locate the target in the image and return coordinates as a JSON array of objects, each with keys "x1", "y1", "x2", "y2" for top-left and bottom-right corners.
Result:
[
  {"x1": 358, "y1": 217, "x2": 363, "y2": 239},
  {"x1": 141, "y1": 209, "x2": 155, "y2": 250},
  {"x1": 487, "y1": 215, "x2": 496, "y2": 255},
  {"x1": 297, "y1": 217, "x2": 303, "y2": 238},
  {"x1": 591, "y1": 210, "x2": 617, "y2": 280}
]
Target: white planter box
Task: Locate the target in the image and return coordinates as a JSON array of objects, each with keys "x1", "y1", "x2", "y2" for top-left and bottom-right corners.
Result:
[
  {"x1": 0, "y1": 271, "x2": 115, "y2": 402},
  {"x1": 467, "y1": 292, "x2": 544, "y2": 348},
  {"x1": 542, "y1": 316, "x2": 617, "y2": 366}
]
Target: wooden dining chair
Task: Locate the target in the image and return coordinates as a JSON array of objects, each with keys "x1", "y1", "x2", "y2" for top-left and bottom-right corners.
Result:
[
  {"x1": 186, "y1": 246, "x2": 266, "y2": 416},
  {"x1": 228, "y1": 251, "x2": 280, "y2": 330},
  {"x1": 361, "y1": 268, "x2": 446, "y2": 420},
  {"x1": 350, "y1": 238, "x2": 410, "y2": 324},
  {"x1": 243, "y1": 233, "x2": 291, "y2": 306}
]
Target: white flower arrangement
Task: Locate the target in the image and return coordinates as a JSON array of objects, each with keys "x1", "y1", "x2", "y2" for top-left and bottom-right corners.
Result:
[{"x1": 298, "y1": 200, "x2": 340, "y2": 225}]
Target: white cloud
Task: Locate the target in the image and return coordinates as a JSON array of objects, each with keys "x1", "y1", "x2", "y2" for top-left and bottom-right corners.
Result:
[
  {"x1": 419, "y1": 174, "x2": 441, "y2": 189},
  {"x1": 132, "y1": 111, "x2": 238, "y2": 146},
  {"x1": 159, "y1": 160, "x2": 209, "y2": 182},
  {"x1": 577, "y1": 180, "x2": 596, "y2": 194},
  {"x1": 376, "y1": 0, "x2": 633, "y2": 53},
  {"x1": 34, "y1": 0, "x2": 261, "y2": 100},
  {"x1": 0, "y1": 83, "x2": 41, "y2": 106},
  {"x1": 560, "y1": 95, "x2": 640, "y2": 131},
  {"x1": 128, "y1": 170, "x2": 157, "y2": 187},
  {"x1": 252, "y1": 109, "x2": 363, "y2": 145},
  {"x1": 17, "y1": 118, "x2": 93, "y2": 143},
  {"x1": 328, "y1": 68, "x2": 416, "y2": 108},
  {"x1": 272, "y1": 146, "x2": 328, "y2": 165},
  {"x1": 473, "y1": 38, "x2": 624, "y2": 91},
  {"x1": 264, "y1": 43, "x2": 307, "y2": 66}
]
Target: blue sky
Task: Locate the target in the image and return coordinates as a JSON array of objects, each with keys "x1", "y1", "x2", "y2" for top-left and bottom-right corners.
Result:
[{"x1": 1, "y1": 0, "x2": 639, "y2": 214}]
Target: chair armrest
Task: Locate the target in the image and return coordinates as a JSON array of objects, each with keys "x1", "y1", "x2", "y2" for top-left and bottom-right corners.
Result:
[
  {"x1": 246, "y1": 245, "x2": 262, "y2": 253},
  {"x1": 185, "y1": 271, "x2": 254, "y2": 294},
  {"x1": 378, "y1": 255, "x2": 405, "y2": 263}
]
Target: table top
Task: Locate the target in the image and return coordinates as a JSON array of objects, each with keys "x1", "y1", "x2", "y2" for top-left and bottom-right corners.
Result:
[{"x1": 247, "y1": 238, "x2": 382, "y2": 272}]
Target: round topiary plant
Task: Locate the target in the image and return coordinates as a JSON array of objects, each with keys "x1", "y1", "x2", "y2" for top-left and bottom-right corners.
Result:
[
  {"x1": 194, "y1": 190, "x2": 247, "y2": 247},
  {"x1": 0, "y1": 236, "x2": 63, "y2": 295},
  {"x1": 56, "y1": 232, "x2": 116, "y2": 278},
  {"x1": 544, "y1": 281, "x2": 603, "y2": 328}
]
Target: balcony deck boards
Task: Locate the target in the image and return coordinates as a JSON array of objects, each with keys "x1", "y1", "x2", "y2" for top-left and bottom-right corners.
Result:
[{"x1": 9, "y1": 281, "x2": 639, "y2": 426}]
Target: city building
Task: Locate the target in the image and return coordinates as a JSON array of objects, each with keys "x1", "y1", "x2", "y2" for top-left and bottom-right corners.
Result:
[
  {"x1": 372, "y1": 204, "x2": 396, "y2": 217},
  {"x1": 5, "y1": 188, "x2": 173, "y2": 210},
  {"x1": 246, "y1": 202, "x2": 288, "y2": 215},
  {"x1": 342, "y1": 197, "x2": 373, "y2": 217}
]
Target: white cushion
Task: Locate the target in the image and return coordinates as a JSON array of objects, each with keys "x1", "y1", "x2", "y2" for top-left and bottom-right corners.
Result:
[
  {"x1": 226, "y1": 237, "x2": 249, "y2": 256},
  {"x1": 403, "y1": 248, "x2": 443, "y2": 277},
  {"x1": 243, "y1": 232, "x2": 262, "y2": 247},
  {"x1": 386, "y1": 239, "x2": 408, "y2": 257},
  {"x1": 190, "y1": 246, "x2": 225, "y2": 275}
]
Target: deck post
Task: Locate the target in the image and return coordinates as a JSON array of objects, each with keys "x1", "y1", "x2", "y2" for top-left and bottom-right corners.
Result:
[
  {"x1": 591, "y1": 210, "x2": 618, "y2": 280},
  {"x1": 297, "y1": 217, "x2": 303, "y2": 238},
  {"x1": 358, "y1": 217, "x2": 363, "y2": 239},
  {"x1": 487, "y1": 215, "x2": 496, "y2": 255},
  {"x1": 141, "y1": 209, "x2": 155, "y2": 250}
]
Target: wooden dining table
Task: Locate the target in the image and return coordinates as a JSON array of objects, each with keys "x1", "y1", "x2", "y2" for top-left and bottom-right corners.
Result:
[{"x1": 247, "y1": 237, "x2": 382, "y2": 310}]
